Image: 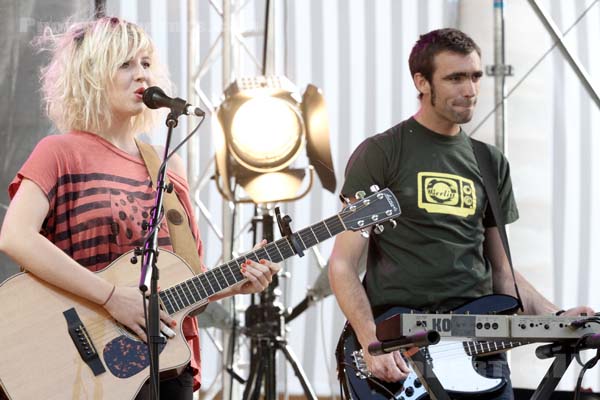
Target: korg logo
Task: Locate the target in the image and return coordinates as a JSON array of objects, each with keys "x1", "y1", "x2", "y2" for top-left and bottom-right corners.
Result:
[
  {"x1": 417, "y1": 172, "x2": 476, "y2": 217},
  {"x1": 431, "y1": 318, "x2": 452, "y2": 332}
]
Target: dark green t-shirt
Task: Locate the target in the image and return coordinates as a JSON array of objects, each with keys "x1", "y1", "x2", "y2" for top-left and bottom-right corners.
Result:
[{"x1": 342, "y1": 118, "x2": 519, "y2": 312}]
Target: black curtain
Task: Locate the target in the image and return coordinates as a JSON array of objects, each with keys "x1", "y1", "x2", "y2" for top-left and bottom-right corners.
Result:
[{"x1": 0, "y1": 0, "x2": 93, "y2": 282}]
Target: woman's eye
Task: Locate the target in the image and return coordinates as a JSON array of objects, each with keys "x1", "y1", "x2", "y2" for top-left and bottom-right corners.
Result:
[
  {"x1": 120, "y1": 61, "x2": 130, "y2": 69},
  {"x1": 142, "y1": 62, "x2": 151, "y2": 68}
]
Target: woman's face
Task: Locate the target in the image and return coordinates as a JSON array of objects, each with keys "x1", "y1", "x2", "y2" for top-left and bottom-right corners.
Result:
[{"x1": 107, "y1": 50, "x2": 153, "y2": 121}]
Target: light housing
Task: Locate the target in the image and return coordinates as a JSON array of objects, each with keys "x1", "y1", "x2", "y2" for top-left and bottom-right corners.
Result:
[{"x1": 214, "y1": 76, "x2": 335, "y2": 204}]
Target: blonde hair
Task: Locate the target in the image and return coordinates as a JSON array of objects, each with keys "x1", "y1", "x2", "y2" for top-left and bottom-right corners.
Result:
[{"x1": 36, "y1": 16, "x2": 172, "y2": 134}]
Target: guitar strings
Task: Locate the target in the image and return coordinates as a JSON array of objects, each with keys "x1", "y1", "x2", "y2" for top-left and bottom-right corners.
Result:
[{"x1": 340, "y1": 361, "x2": 397, "y2": 398}]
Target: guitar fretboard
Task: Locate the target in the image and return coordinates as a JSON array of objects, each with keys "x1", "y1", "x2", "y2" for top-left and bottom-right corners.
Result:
[
  {"x1": 463, "y1": 340, "x2": 525, "y2": 356},
  {"x1": 159, "y1": 215, "x2": 345, "y2": 315}
]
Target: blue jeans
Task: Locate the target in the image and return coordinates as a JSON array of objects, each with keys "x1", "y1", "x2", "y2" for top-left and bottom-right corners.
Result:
[{"x1": 470, "y1": 353, "x2": 513, "y2": 400}]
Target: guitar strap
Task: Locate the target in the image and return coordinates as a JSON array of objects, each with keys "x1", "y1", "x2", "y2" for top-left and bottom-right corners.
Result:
[
  {"x1": 135, "y1": 139, "x2": 203, "y2": 275},
  {"x1": 470, "y1": 138, "x2": 524, "y2": 312}
]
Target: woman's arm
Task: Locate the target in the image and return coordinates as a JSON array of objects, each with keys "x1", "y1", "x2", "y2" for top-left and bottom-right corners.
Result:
[{"x1": 0, "y1": 179, "x2": 176, "y2": 341}]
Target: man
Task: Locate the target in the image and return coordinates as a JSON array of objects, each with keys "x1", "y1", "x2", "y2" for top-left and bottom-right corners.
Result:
[{"x1": 329, "y1": 28, "x2": 593, "y2": 399}]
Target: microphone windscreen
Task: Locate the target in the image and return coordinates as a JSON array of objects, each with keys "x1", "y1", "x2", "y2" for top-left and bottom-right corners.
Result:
[{"x1": 142, "y1": 86, "x2": 166, "y2": 109}]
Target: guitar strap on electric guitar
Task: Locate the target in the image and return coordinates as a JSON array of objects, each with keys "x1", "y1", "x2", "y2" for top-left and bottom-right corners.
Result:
[
  {"x1": 470, "y1": 138, "x2": 524, "y2": 312},
  {"x1": 135, "y1": 139, "x2": 203, "y2": 275}
]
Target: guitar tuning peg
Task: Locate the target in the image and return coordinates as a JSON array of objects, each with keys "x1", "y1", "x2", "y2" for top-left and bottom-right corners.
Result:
[
  {"x1": 360, "y1": 229, "x2": 370, "y2": 239},
  {"x1": 369, "y1": 185, "x2": 380, "y2": 193},
  {"x1": 389, "y1": 219, "x2": 397, "y2": 229},
  {"x1": 355, "y1": 190, "x2": 366, "y2": 200},
  {"x1": 374, "y1": 224, "x2": 384, "y2": 235},
  {"x1": 339, "y1": 194, "x2": 351, "y2": 205}
]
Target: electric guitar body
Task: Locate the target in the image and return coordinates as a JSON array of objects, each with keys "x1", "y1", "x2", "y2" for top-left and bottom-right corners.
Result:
[{"x1": 336, "y1": 294, "x2": 521, "y2": 399}]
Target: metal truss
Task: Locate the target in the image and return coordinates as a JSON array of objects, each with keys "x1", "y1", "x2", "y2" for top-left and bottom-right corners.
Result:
[{"x1": 186, "y1": 1, "x2": 268, "y2": 399}]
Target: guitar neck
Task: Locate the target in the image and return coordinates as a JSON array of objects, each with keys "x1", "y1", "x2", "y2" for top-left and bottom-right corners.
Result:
[
  {"x1": 158, "y1": 215, "x2": 346, "y2": 315},
  {"x1": 463, "y1": 340, "x2": 527, "y2": 357}
]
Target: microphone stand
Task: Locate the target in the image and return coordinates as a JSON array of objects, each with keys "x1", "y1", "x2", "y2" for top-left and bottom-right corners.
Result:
[{"x1": 138, "y1": 109, "x2": 181, "y2": 400}]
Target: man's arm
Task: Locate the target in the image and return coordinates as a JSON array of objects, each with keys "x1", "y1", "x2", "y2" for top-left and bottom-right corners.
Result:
[
  {"x1": 484, "y1": 227, "x2": 594, "y2": 316},
  {"x1": 329, "y1": 229, "x2": 409, "y2": 382}
]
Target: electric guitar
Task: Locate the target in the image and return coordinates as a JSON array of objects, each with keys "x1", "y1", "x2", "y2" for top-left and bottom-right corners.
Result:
[
  {"x1": 0, "y1": 188, "x2": 400, "y2": 400},
  {"x1": 336, "y1": 294, "x2": 524, "y2": 399}
]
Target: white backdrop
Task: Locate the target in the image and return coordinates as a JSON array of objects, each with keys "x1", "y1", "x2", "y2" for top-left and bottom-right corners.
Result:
[{"x1": 101, "y1": 0, "x2": 600, "y2": 395}]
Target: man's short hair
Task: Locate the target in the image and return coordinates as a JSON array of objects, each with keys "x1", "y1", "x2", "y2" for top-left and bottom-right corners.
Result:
[{"x1": 409, "y1": 28, "x2": 481, "y2": 98}]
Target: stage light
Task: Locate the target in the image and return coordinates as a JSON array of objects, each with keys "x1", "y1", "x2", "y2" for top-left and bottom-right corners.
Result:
[{"x1": 213, "y1": 76, "x2": 335, "y2": 204}]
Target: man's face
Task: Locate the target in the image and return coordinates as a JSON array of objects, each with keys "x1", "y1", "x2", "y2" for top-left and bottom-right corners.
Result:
[{"x1": 426, "y1": 50, "x2": 482, "y2": 124}]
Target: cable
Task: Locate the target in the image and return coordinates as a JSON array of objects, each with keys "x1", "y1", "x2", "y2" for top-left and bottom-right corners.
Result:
[
  {"x1": 573, "y1": 347, "x2": 600, "y2": 400},
  {"x1": 162, "y1": 115, "x2": 206, "y2": 181},
  {"x1": 570, "y1": 316, "x2": 600, "y2": 329},
  {"x1": 262, "y1": 0, "x2": 271, "y2": 76},
  {"x1": 141, "y1": 116, "x2": 206, "y2": 250},
  {"x1": 468, "y1": 0, "x2": 599, "y2": 138}
]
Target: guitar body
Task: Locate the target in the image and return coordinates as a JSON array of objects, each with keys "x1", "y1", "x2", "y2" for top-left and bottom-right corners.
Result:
[
  {"x1": 0, "y1": 188, "x2": 403, "y2": 399},
  {"x1": 336, "y1": 294, "x2": 520, "y2": 399},
  {"x1": 0, "y1": 250, "x2": 203, "y2": 400}
]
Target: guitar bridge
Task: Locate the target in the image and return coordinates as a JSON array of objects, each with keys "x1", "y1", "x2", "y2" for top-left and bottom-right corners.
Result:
[
  {"x1": 63, "y1": 307, "x2": 106, "y2": 376},
  {"x1": 351, "y1": 349, "x2": 372, "y2": 379}
]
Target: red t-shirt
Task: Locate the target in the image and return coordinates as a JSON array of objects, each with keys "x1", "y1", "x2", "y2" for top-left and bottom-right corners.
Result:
[{"x1": 9, "y1": 130, "x2": 205, "y2": 390}]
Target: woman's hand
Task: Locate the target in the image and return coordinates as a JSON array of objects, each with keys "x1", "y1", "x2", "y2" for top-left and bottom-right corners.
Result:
[
  {"x1": 234, "y1": 240, "x2": 281, "y2": 295},
  {"x1": 103, "y1": 286, "x2": 177, "y2": 342}
]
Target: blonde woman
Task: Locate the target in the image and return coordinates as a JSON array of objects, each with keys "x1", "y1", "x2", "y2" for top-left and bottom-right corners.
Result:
[{"x1": 0, "y1": 16, "x2": 278, "y2": 399}]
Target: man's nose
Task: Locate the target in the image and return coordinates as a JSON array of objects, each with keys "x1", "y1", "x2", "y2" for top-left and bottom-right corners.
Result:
[{"x1": 463, "y1": 79, "x2": 478, "y2": 98}]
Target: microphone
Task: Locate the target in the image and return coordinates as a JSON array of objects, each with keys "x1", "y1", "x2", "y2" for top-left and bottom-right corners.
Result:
[
  {"x1": 142, "y1": 86, "x2": 205, "y2": 117},
  {"x1": 536, "y1": 334, "x2": 600, "y2": 360},
  {"x1": 368, "y1": 330, "x2": 440, "y2": 356}
]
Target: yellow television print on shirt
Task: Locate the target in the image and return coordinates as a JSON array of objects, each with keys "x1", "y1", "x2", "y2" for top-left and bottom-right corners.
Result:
[{"x1": 417, "y1": 172, "x2": 476, "y2": 217}]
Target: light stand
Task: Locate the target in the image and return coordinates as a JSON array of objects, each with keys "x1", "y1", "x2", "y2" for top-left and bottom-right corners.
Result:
[{"x1": 241, "y1": 206, "x2": 317, "y2": 400}]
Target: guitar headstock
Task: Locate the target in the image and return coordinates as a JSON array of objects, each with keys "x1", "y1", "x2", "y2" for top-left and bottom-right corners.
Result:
[{"x1": 340, "y1": 188, "x2": 401, "y2": 232}]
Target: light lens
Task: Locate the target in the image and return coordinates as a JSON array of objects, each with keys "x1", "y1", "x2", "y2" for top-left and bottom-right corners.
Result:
[{"x1": 229, "y1": 96, "x2": 303, "y2": 171}]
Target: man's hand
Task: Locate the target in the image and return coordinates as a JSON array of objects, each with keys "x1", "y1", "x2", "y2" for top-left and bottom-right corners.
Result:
[
  {"x1": 362, "y1": 347, "x2": 410, "y2": 383},
  {"x1": 561, "y1": 306, "x2": 596, "y2": 317}
]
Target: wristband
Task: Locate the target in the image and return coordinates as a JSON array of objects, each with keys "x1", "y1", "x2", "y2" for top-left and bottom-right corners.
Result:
[{"x1": 101, "y1": 285, "x2": 116, "y2": 306}]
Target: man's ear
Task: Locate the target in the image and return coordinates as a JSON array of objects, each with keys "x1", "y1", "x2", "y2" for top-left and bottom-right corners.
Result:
[{"x1": 413, "y1": 73, "x2": 431, "y2": 96}]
